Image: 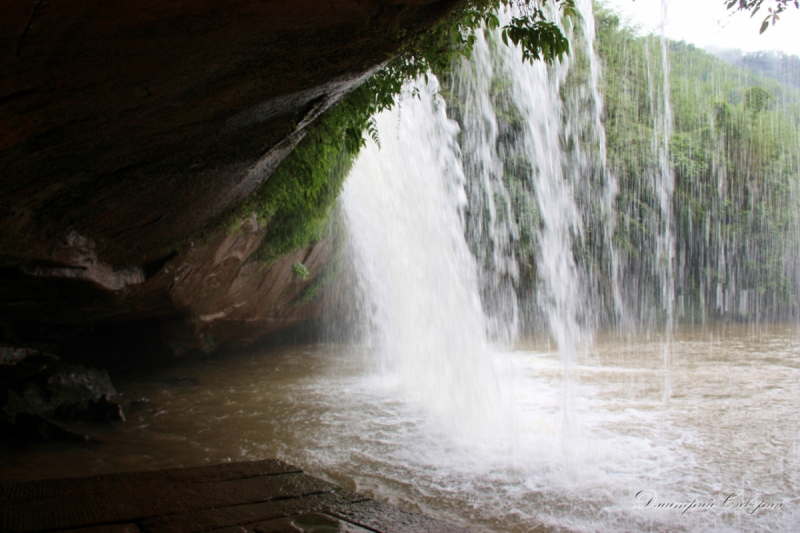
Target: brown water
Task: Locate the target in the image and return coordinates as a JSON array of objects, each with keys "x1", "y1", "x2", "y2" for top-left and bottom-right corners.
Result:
[{"x1": 2, "y1": 324, "x2": 798, "y2": 532}]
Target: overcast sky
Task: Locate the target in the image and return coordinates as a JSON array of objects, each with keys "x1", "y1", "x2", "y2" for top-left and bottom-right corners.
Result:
[{"x1": 602, "y1": 0, "x2": 800, "y2": 56}]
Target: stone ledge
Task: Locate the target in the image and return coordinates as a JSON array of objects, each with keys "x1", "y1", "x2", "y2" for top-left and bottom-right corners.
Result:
[{"x1": 0, "y1": 459, "x2": 471, "y2": 533}]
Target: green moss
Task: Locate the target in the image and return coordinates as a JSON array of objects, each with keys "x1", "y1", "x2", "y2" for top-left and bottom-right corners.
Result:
[
  {"x1": 292, "y1": 262, "x2": 310, "y2": 280},
  {"x1": 292, "y1": 206, "x2": 349, "y2": 306},
  {"x1": 293, "y1": 261, "x2": 340, "y2": 306},
  {"x1": 240, "y1": 96, "x2": 361, "y2": 264}
]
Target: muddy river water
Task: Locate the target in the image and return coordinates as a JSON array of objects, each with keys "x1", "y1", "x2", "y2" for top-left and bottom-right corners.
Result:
[{"x1": 1, "y1": 323, "x2": 798, "y2": 532}]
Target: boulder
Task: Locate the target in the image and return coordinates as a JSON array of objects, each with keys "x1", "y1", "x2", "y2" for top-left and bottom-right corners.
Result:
[
  {"x1": 0, "y1": 346, "x2": 59, "y2": 386},
  {"x1": 0, "y1": 357, "x2": 125, "y2": 442}
]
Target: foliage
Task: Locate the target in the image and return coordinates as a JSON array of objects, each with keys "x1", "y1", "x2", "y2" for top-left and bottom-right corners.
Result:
[
  {"x1": 709, "y1": 49, "x2": 800, "y2": 90},
  {"x1": 292, "y1": 207, "x2": 349, "y2": 306},
  {"x1": 595, "y1": 2, "x2": 800, "y2": 321},
  {"x1": 743, "y1": 86, "x2": 774, "y2": 113},
  {"x1": 499, "y1": 1, "x2": 575, "y2": 63},
  {"x1": 237, "y1": 94, "x2": 361, "y2": 263},
  {"x1": 291, "y1": 262, "x2": 310, "y2": 280},
  {"x1": 240, "y1": 0, "x2": 577, "y2": 264},
  {"x1": 726, "y1": 0, "x2": 800, "y2": 33}
]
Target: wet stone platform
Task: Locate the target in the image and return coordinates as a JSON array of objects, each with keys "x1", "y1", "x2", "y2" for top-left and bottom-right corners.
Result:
[{"x1": 0, "y1": 459, "x2": 470, "y2": 533}]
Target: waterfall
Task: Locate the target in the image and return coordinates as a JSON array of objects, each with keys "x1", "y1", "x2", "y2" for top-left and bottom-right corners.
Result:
[
  {"x1": 341, "y1": 80, "x2": 503, "y2": 436},
  {"x1": 445, "y1": 24, "x2": 521, "y2": 345},
  {"x1": 655, "y1": 0, "x2": 675, "y2": 401},
  {"x1": 322, "y1": 4, "x2": 800, "y2": 531},
  {"x1": 338, "y1": 0, "x2": 800, "y2": 430},
  {"x1": 655, "y1": 0, "x2": 676, "y2": 335},
  {"x1": 340, "y1": 0, "x2": 620, "y2": 439},
  {"x1": 442, "y1": 0, "x2": 621, "y2": 349}
]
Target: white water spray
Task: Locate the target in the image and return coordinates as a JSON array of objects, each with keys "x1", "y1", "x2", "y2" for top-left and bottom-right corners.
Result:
[
  {"x1": 342, "y1": 0, "x2": 622, "y2": 450},
  {"x1": 341, "y1": 81, "x2": 503, "y2": 437}
]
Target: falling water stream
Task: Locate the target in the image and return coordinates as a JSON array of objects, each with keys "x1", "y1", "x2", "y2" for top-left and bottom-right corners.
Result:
[
  {"x1": 2, "y1": 3, "x2": 799, "y2": 533},
  {"x1": 340, "y1": 78, "x2": 504, "y2": 438}
]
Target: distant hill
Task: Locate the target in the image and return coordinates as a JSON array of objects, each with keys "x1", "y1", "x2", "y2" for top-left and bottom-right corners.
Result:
[
  {"x1": 595, "y1": 3, "x2": 800, "y2": 322},
  {"x1": 706, "y1": 46, "x2": 800, "y2": 90}
]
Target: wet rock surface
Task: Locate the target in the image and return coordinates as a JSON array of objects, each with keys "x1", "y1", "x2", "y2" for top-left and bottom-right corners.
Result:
[
  {"x1": 0, "y1": 347, "x2": 59, "y2": 387},
  {"x1": 0, "y1": 0, "x2": 463, "y2": 361},
  {"x1": 0, "y1": 348, "x2": 125, "y2": 442}
]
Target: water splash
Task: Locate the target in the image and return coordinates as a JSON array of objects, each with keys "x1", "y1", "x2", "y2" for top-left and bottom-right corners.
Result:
[
  {"x1": 341, "y1": 80, "x2": 503, "y2": 437},
  {"x1": 341, "y1": 0, "x2": 622, "y2": 453}
]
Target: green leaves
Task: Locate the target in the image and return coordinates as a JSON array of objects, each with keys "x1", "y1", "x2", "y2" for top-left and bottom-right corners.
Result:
[
  {"x1": 501, "y1": 16, "x2": 570, "y2": 64},
  {"x1": 725, "y1": 0, "x2": 799, "y2": 33},
  {"x1": 743, "y1": 86, "x2": 774, "y2": 114},
  {"x1": 367, "y1": 117, "x2": 381, "y2": 149},
  {"x1": 237, "y1": 0, "x2": 578, "y2": 264}
]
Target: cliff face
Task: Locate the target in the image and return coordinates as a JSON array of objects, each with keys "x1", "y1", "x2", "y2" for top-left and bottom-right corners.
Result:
[{"x1": 0, "y1": 0, "x2": 460, "y2": 361}]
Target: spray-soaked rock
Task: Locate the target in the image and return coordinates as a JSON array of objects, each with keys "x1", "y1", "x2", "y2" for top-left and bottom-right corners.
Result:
[
  {"x1": 0, "y1": 347, "x2": 59, "y2": 387},
  {"x1": 44, "y1": 365, "x2": 117, "y2": 406},
  {"x1": 45, "y1": 365, "x2": 125, "y2": 423},
  {"x1": 0, "y1": 355, "x2": 125, "y2": 442}
]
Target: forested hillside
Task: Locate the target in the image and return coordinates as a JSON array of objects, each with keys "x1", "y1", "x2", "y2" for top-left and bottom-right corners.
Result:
[
  {"x1": 596, "y1": 3, "x2": 800, "y2": 323},
  {"x1": 708, "y1": 47, "x2": 800, "y2": 91}
]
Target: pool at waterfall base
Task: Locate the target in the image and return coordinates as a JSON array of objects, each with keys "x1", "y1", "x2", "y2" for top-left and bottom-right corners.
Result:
[{"x1": 2, "y1": 324, "x2": 797, "y2": 532}]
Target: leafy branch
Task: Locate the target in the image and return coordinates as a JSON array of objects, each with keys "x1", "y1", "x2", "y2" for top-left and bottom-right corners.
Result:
[{"x1": 725, "y1": 0, "x2": 800, "y2": 33}]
